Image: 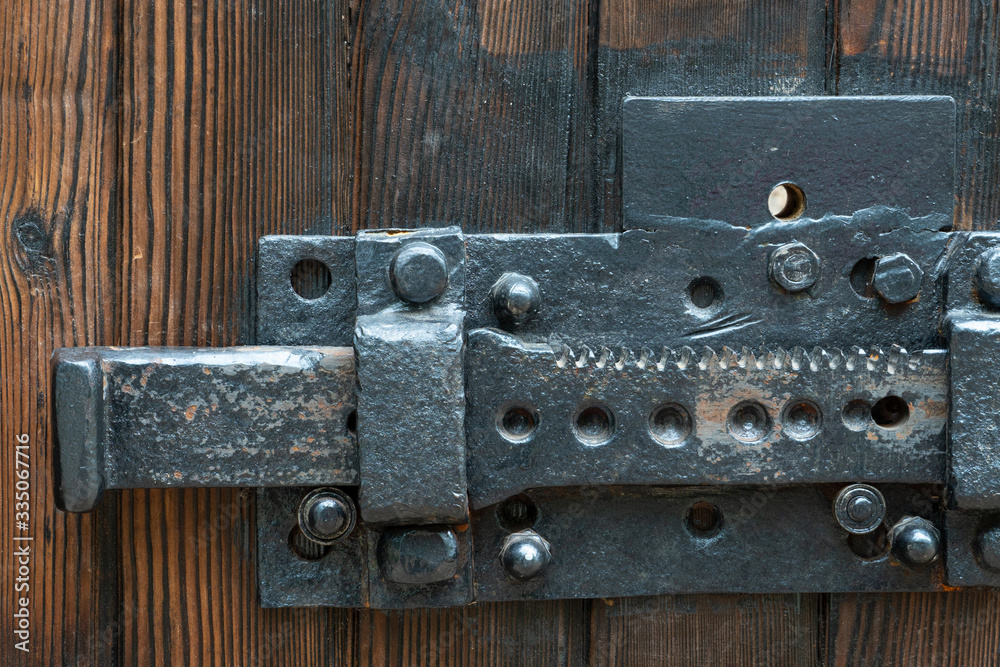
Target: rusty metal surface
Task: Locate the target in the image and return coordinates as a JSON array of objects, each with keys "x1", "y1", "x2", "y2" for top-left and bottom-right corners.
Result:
[
  {"x1": 465, "y1": 329, "x2": 948, "y2": 509},
  {"x1": 53, "y1": 346, "x2": 357, "y2": 512}
]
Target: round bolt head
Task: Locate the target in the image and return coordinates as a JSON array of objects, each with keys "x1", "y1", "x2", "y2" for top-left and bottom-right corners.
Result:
[
  {"x1": 489, "y1": 273, "x2": 541, "y2": 327},
  {"x1": 377, "y1": 526, "x2": 459, "y2": 584},
  {"x1": 389, "y1": 242, "x2": 449, "y2": 304},
  {"x1": 297, "y1": 488, "x2": 356, "y2": 545},
  {"x1": 873, "y1": 253, "x2": 923, "y2": 304},
  {"x1": 769, "y1": 242, "x2": 820, "y2": 292},
  {"x1": 977, "y1": 525, "x2": 1000, "y2": 571},
  {"x1": 889, "y1": 516, "x2": 941, "y2": 567},
  {"x1": 974, "y1": 248, "x2": 1000, "y2": 308},
  {"x1": 500, "y1": 530, "x2": 552, "y2": 581},
  {"x1": 834, "y1": 484, "x2": 886, "y2": 534}
]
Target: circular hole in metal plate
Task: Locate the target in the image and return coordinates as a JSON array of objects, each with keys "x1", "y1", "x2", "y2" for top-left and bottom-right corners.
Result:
[
  {"x1": 686, "y1": 276, "x2": 723, "y2": 311},
  {"x1": 290, "y1": 258, "x2": 332, "y2": 300},
  {"x1": 871, "y1": 395, "x2": 909, "y2": 429},
  {"x1": 726, "y1": 400, "x2": 772, "y2": 443},
  {"x1": 767, "y1": 182, "x2": 807, "y2": 220},
  {"x1": 648, "y1": 402, "x2": 693, "y2": 447},
  {"x1": 572, "y1": 403, "x2": 615, "y2": 446},
  {"x1": 686, "y1": 501, "x2": 723, "y2": 538},
  {"x1": 781, "y1": 399, "x2": 822, "y2": 440},
  {"x1": 288, "y1": 526, "x2": 331, "y2": 561},
  {"x1": 496, "y1": 403, "x2": 539, "y2": 442},
  {"x1": 496, "y1": 494, "x2": 539, "y2": 532},
  {"x1": 847, "y1": 524, "x2": 889, "y2": 560}
]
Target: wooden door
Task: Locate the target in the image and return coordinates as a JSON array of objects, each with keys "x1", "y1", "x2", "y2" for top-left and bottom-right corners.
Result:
[{"x1": 2, "y1": 0, "x2": 998, "y2": 664}]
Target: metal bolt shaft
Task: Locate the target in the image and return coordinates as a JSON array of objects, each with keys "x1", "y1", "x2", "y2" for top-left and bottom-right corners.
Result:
[
  {"x1": 490, "y1": 273, "x2": 541, "y2": 327},
  {"x1": 389, "y1": 242, "x2": 449, "y2": 304},
  {"x1": 769, "y1": 242, "x2": 820, "y2": 292},
  {"x1": 298, "y1": 488, "x2": 357, "y2": 545},
  {"x1": 889, "y1": 516, "x2": 941, "y2": 567},
  {"x1": 834, "y1": 484, "x2": 886, "y2": 534},
  {"x1": 500, "y1": 530, "x2": 552, "y2": 581}
]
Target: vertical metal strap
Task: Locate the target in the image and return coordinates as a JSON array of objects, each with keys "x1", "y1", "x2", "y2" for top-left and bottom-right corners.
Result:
[{"x1": 354, "y1": 227, "x2": 469, "y2": 525}]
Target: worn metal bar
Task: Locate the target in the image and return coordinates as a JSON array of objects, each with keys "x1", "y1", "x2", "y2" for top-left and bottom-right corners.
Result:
[
  {"x1": 53, "y1": 346, "x2": 357, "y2": 512},
  {"x1": 354, "y1": 228, "x2": 469, "y2": 526}
]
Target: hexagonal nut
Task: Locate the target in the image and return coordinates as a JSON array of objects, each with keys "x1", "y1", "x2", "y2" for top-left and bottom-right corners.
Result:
[
  {"x1": 873, "y1": 253, "x2": 923, "y2": 304},
  {"x1": 500, "y1": 530, "x2": 552, "y2": 581},
  {"x1": 888, "y1": 516, "x2": 941, "y2": 567},
  {"x1": 768, "y1": 242, "x2": 820, "y2": 292},
  {"x1": 975, "y1": 248, "x2": 1000, "y2": 308}
]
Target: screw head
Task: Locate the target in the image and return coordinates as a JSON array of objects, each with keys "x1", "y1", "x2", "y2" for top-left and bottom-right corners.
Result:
[
  {"x1": 975, "y1": 248, "x2": 1000, "y2": 308},
  {"x1": 489, "y1": 273, "x2": 541, "y2": 327},
  {"x1": 377, "y1": 526, "x2": 459, "y2": 584},
  {"x1": 769, "y1": 242, "x2": 820, "y2": 292},
  {"x1": 889, "y1": 516, "x2": 941, "y2": 567},
  {"x1": 873, "y1": 253, "x2": 923, "y2": 304},
  {"x1": 389, "y1": 242, "x2": 449, "y2": 304},
  {"x1": 976, "y1": 525, "x2": 1000, "y2": 571},
  {"x1": 298, "y1": 488, "x2": 356, "y2": 545},
  {"x1": 500, "y1": 530, "x2": 552, "y2": 581},
  {"x1": 834, "y1": 484, "x2": 886, "y2": 534}
]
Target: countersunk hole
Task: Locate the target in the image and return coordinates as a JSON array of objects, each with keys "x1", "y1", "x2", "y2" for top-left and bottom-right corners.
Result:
[
  {"x1": 850, "y1": 257, "x2": 879, "y2": 299},
  {"x1": 726, "y1": 400, "x2": 772, "y2": 443},
  {"x1": 686, "y1": 501, "x2": 723, "y2": 538},
  {"x1": 497, "y1": 404, "x2": 539, "y2": 443},
  {"x1": 496, "y1": 495, "x2": 538, "y2": 532},
  {"x1": 781, "y1": 399, "x2": 822, "y2": 440},
  {"x1": 648, "y1": 403, "x2": 693, "y2": 447},
  {"x1": 768, "y1": 182, "x2": 807, "y2": 221},
  {"x1": 346, "y1": 409, "x2": 357, "y2": 436},
  {"x1": 290, "y1": 258, "x2": 332, "y2": 300},
  {"x1": 573, "y1": 403, "x2": 615, "y2": 446},
  {"x1": 288, "y1": 526, "x2": 331, "y2": 561},
  {"x1": 687, "y1": 277, "x2": 722, "y2": 311},
  {"x1": 871, "y1": 396, "x2": 909, "y2": 429},
  {"x1": 842, "y1": 399, "x2": 873, "y2": 432},
  {"x1": 848, "y1": 524, "x2": 889, "y2": 559}
]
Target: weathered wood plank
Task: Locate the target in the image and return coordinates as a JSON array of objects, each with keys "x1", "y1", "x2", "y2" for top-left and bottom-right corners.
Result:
[
  {"x1": 0, "y1": 0, "x2": 121, "y2": 663},
  {"x1": 827, "y1": 592, "x2": 1000, "y2": 666},
  {"x1": 350, "y1": 0, "x2": 591, "y2": 233},
  {"x1": 590, "y1": 594, "x2": 821, "y2": 666},
  {"x1": 118, "y1": 0, "x2": 355, "y2": 664}
]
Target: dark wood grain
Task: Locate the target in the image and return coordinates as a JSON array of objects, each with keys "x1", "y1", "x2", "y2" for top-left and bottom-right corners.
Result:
[
  {"x1": 590, "y1": 595, "x2": 821, "y2": 666},
  {"x1": 0, "y1": 0, "x2": 121, "y2": 664},
  {"x1": 350, "y1": 0, "x2": 593, "y2": 233},
  {"x1": 834, "y1": 0, "x2": 1000, "y2": 231},
  {"x1": 117, "y1": 0, "x2": 355, "y2": 664},
  {"x1": 826, "y1": 592, "x2": 1000, "y2": 666}
]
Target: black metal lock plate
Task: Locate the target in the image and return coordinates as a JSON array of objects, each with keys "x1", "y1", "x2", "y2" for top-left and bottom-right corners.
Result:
[{"x1": 56, "y1": 96, "x2": 1000, "y2": 607}]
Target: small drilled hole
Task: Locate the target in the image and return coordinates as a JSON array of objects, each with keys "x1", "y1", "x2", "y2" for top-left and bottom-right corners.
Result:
[
  {"x1": 687, "y1": 277, "x2": 722, "y2": 311},
  {"x1": 288, "y1": 526, "x2": 330, "y2": 561},
  {"x1": 648, "y1": 403, "x2": 693, "y2": 447},
  {"x1": 290, "y1": 258, "x2": 332, "y2": 300},
  {"x1": 686, "y1": 501, "x2": 723, "y2": 538},
  {"x1": 768, "y1": 182, "x2": 807, "y2": 220},
  {"x1": 573, "y1": 403, "x2": 615, "y2": 446},
  {"x1": 848, "y1": 524, "x2": 889, "y2": 559},
  {"x1": 726, "y1": 401, "x2": 772, "y2": 443},
  {"x1": 850, "y1": 258, "x2": 879, "y2": 299},
  {"x1": 346, "y1": 409, "x2": 357, "y2": 436},
  {"x1": 842, "y1": 399, "x2": 873, "y2": 432},
  {"x1": 497, "y1": 405, "x2": 538, "y2": 442},
  {"x1": 496, "y1": 495, "x2": 538, "y2": 532},
  {"x1": 871, "y1": 396, "x2": 909, "y2": 429},
  {"x1": 781, "y1": 400, "x2": 822, "y2": 440}
]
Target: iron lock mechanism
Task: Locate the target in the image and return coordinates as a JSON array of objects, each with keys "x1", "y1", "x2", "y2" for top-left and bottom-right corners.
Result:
[{"x1": 52, "y1": 96, "x2": 1000, "y2": 608}]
